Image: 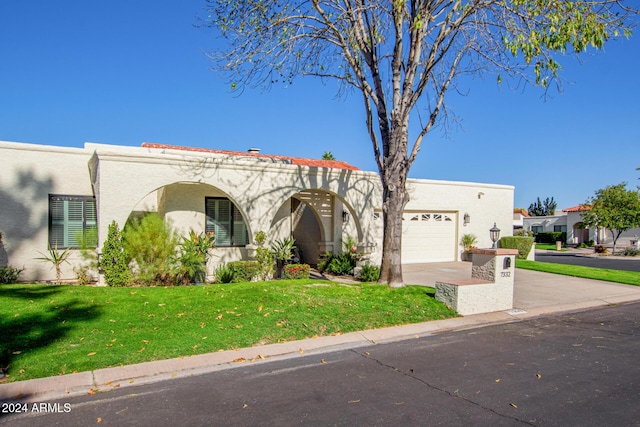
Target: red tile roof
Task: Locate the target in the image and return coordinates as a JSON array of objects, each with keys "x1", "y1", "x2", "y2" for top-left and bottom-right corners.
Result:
[
  {"x1": 513, "y1": 208, "x2": 529, "y2": 217},
  {"x1": 562, "y1": 205, "x2": 591, "y2": 212},
  {"x1": 141, "y1": 143, "x2": 360, "y2": 171}
]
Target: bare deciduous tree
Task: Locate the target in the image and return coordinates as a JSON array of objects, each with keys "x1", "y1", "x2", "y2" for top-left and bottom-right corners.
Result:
[{"x1": 202, "y1": 0, "x2": 636, "y2": 287}]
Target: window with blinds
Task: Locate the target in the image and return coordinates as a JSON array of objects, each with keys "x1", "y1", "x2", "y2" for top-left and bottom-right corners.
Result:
[
  {"x1": 205, "y1": 197, "x2": 248, "y2": 246},
  {"x1": 49, "y1": 195, "x2": 97, "y2": 248}
]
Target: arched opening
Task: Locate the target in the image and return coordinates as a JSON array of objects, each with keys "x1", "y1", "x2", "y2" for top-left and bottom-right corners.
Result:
[
  {"x1": 126, "y1": 181, "x2": 251, "y2": 265},
  {"x1": 269, "y1": 189, "x2": 361, "y2": 266}
]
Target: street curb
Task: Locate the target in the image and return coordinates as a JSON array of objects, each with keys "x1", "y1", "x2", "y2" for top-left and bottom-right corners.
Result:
[{"x1": 5, "y1": 296, "x2": 640, "y2": 403}]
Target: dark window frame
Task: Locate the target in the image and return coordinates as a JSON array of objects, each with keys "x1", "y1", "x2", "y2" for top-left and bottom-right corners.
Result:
[
  {"x1": 48, "y1": 194, "x2": 97, "y2": 249},
  {"x1": 204, "y1": 197, "x2": 248, "y2": 247}
]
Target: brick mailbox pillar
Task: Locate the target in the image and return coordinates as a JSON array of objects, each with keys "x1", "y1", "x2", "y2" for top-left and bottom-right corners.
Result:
[{"x1": 435, "y1": 248, "x2": 518, "y2": 316}]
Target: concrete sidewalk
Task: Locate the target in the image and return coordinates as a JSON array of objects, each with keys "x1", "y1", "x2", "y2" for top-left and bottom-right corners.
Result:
[{"x1": 3, "y1": 262, "x2": 640, "y2": 403}]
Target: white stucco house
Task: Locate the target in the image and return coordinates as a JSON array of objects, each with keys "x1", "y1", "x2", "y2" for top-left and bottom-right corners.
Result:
[
  {"x1": 522, "y1": 205, "x2": 640, "y2": 247},
  {"x1": 0, "y1": 140, "x2": 515, "y2": 282}
]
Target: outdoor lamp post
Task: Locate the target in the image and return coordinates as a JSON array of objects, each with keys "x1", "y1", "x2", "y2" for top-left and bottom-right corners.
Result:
[{"x1": 490, "y1": 223, "x2": 501, "y2": 248}]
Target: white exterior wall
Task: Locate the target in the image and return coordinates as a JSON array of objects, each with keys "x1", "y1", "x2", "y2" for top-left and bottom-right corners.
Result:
[
  {"x1": 0, "y1": 141, "x2": 94, "y2": 282},
  {"x1": 1, "y1": 140, "x2": 515, "y2": 281},
  {"x1": 401, "y1": 178, "x2": 514, "y2": 260}
]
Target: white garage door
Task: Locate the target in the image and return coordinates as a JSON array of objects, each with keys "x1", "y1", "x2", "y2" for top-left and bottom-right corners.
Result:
[{"x1": 402, "y1": 212, "x2": 457, "y2": 263}]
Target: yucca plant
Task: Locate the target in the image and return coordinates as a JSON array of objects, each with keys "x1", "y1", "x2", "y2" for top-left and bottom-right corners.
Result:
[{"x1": 36, "y1": 245, "x2": 71, "y2": 284}]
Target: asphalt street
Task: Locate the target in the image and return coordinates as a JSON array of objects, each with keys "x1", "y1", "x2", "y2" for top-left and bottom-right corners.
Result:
[
  {"x1": 535, "y1": 252, "x2": 640, "y2": 272},
  {"x1": 2, "y1": 302, "x2": 639, "y2": 426}
]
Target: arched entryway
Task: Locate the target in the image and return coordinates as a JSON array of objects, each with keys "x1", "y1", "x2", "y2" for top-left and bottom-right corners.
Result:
[{"x1": 270, "y1": 189, "x2": 361, "y2": 266}]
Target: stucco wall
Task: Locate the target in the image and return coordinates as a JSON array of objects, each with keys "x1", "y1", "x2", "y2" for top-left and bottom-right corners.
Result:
[
  {"x1": 0, "y1": 141, "x2": 94, "y2": 281},
  {"x1": 1, "y1": 140, "x2": 515, "y2": 282}
]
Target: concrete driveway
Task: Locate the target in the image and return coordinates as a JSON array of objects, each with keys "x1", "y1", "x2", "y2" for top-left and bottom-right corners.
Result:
[{"x1": 402, "y1": 261, "x2": 640, "y2": 314}]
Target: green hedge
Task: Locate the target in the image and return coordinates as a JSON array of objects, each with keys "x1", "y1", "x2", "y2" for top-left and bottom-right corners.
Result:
[
  {"x1": 499, "y1": 236, "x2": 534, "y2": 260},
  {"x1": 535, "y1": 231, "x2": 566, "y2": 244},
  {"x1": 228, "y1": 260, "x2": 261, "y2": 282},
  {"x1": 282, "y1": 263, "x2": 310, "y2": 279}
]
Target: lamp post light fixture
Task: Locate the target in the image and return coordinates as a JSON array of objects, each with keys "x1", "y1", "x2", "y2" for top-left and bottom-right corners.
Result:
[
  {"x1": 342, "y1": 210, "x2": 350, "y2": 223},
  {"x1": 489, "y1": 223, "x2": 501, "y2": 248},
  {"x1": 463, "y1": 212, "x2": 470, "y2": 226}
]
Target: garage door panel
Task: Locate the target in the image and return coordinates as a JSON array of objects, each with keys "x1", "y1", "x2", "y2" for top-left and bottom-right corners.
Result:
[{"x1": 401, "y1": 211, "x2": 457, "y2": 263}]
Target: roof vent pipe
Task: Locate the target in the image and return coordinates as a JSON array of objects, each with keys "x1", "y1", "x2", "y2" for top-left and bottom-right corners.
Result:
[{"x1": 247, "y1": 148, "x2": 260, "y2": 154}]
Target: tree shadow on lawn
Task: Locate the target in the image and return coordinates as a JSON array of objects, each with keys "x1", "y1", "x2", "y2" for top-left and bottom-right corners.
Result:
[{"x1": 0, "y1": 286, "x2": 101, "y2": 382}]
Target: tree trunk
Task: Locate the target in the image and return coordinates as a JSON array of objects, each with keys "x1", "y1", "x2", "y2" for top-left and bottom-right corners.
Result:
[{"x1": 378, "y1": 128, "x2": 410, "y2": 288}]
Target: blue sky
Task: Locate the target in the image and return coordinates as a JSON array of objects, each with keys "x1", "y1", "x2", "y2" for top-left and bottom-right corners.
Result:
[{"x1": 1, "y1": 1, "x2": 638, "y2": 210}]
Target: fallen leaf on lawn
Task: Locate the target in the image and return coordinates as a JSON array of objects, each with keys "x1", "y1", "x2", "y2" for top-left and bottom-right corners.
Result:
[
  {"x1": 158, "y1": 303, "x2": 165, "y2": 306},
  {"x1": 200, "y1": 322, "x2": 205, "y2": 328},
  {"x1": 87, "y1": 388, "x2": 97, "y2": 395},
  {"x1": 12, "y1": 351, "x2": 21, "y2": 355},
  {"x1": 348, "y1": 400, "x2": 360, "y2": 404},
  {"x1": 141, "y1": 340, "x2": 150, "y2": 344},
  {"x1": 263, "y1": 312, "x2": 270, "y2": 317},
  {"x1": 216, "y1": 314, "x2": 223, "y2": 320},
  {"x1": 258, "y1": 305, "x2": 263, "y2": 312},
  {"x1": 510, "y1": 403, "x2": 518, "y2": 408},
  {"x1": 234, "y1": 325, "x2": 243, "y2": 329},
  {"x1": 192, "y1": 345, "x2": 198, "y2": 350},
  {"x1": 137, "y1": 348, "x2": 145, "y2": 353},
  {"x1": 87, "y1": 352, "x2": 97, "y2": 357},
  {"x1": 49, "y1": 300, "x2": 54, "y2": 304},
  {"x1": 109, "y1": 319, "x2": 116, "y2": 323},
  {"x1": 19, "y1": 369, "x2": 24, "y2": 374},
  {"x1": 14, "y1": 313, "x2": 19, "y2": 317},
  {"x1": 148, "y1": 314, "x2": 155, "y2": 317},
  {"x1": 130, "y1": 291, "x2": 136, "y2": 295},
  {"x1": 233, "y1": 357, "x2": 246, "y2": 363},
  {"x1": 177, "y1": 313, "x2": 185, "y2": 318}
]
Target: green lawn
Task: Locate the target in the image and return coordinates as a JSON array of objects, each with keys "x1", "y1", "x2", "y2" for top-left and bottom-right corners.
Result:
[
  {"x1": 0, "y1": 280, "x2": 455, "y2": 382},
  {"x1": 516, "y1": 259, "x2": 640, "y2": 286}
]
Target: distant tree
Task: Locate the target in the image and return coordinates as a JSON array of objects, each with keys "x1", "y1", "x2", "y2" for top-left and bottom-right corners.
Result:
[
  {"x1": 203, "y1": 0, "x2": 635, "y2": 287},
  {"x1": 322, "y1": 151, "x2": 336, "y2": 160},
  {"x1": 581, "y1": 183, "x2": 640, "y2": 254},
  {"x1": 528, "y1": 197, "x2": 557, "y2": 216}
]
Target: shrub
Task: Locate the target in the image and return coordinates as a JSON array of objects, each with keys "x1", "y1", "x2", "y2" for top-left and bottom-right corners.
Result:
[
  {"x1": 123, "y1": 213, "x2": 179, "y2": 286},
  {"x1": 499, "y1": 236, "x2": 534, "y2": 260},
  {"x1": 0, "y1": 266, "x2": 23, "y2": 284},
  {"x1": 254, "y1": 231, "x2": 275, "y2": 280},
  {"x1": 514, "y1": 229, "x2": 534, "y2": 237},
  {"x1": 325, "y1": 253, "x2": 356, "y2": 275},
  {"x1": 213, "y1": 264, "x2": 235, "y2": 284},
  {"x1": 176, "y1": 231, "x2": 216, "y2": 284},
  {"x1": 101, "y1": 221, "x2": 131, "y2": 287},
  {"x1": 282, "y1": 263, "x2": 310, "y2": 279},
  {"x1": 359, "y1": 264, "x2": 381, "y2": 282},
  {"x1": 228, "y1": 260, "x2": 261, "y2": 282},
  {"x1": 621, "y1": 247, "x2": 640, "y2": 257},
  {"x1": 535, "y1": 232, "x2": 566, "y2": 244},
  {"x1": 74, "y1": 265, "x2": 94, "y2": 286},
  {"x1": 594, "y1": 244, "x2": 608, "y2": 254}
]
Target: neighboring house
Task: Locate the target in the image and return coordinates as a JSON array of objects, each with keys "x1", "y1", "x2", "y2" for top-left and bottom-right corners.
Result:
[
  {"x1": 513, "y1": 208, "x2": 529, "y2": 230},
  {"x1": 0, "y1": 140, "x2": 515, "y2": 282},
  {"x1": 522, "y1": 205, "x2": 640, "y2": 246}
]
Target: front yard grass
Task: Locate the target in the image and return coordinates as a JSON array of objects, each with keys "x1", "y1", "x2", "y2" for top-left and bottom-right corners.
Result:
[
  {"x1": 0, "y1": 280, "x2": 455, "y2": 382},
  {"x1": 534, "y1": 243, "x2": 568, "y2": 251},
  {"x1": 516, "y1": 259, "x2": 640, "y2": 286}
]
